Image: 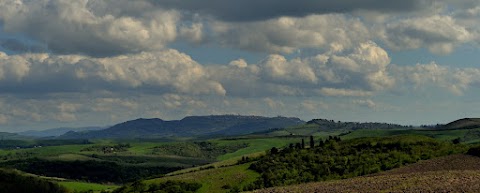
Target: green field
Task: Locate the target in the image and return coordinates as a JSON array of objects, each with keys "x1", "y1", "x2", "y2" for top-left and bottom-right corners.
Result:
[
  {"x1": 145, "y1": 163, "x2": 259, "y2": 193},
  {"x1": 59, "y1": 181, "x2": 119, "y2": 192},
  {"x1": 214, "y1": 137, "x2": 302, "y2": 160},
  {"x1": 2, "y1": 124, "x2": 480, "y2": 193}
]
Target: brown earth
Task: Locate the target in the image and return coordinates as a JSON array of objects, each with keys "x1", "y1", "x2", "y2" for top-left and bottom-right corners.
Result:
[{"x1": 252, "y1": 154, "x2": 480, "y2": 193}]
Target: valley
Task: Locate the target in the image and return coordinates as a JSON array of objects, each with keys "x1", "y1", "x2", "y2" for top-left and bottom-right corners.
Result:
[{"x1": 1, "y1": 115, "x2": 480, "y2": 193}]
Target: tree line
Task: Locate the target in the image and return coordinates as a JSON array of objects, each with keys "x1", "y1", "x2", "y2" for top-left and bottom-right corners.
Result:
[
  {"x1": 0, "y1": 168, "x2": 67, "y2": 193},
  {"x1": 244, "y1": 135, "x2": 466, "y2": 190}
]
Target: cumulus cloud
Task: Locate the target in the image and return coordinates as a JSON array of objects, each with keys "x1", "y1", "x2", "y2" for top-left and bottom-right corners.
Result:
[
  {"x1": 153, "y1": 0, "x2": 428, "y2": 22},
  {"x1": 208, "y1": 41, "x2": 394, "y2": 98},
  {"x1": 211, "y1": 14, "x2": 370, "y2": 54},
  {"x1": 0, "y1": 114, "x2": 8, "y2": 124},
  {"x1": 263, "y1": 98, "x2": 285, "y2": 109},
  {"x1": 228, "y1": 59, "x2": 248, "y2": 68},
  {"x1": 260, "y1": 55, "x2": 317, "y2": 84},
  {"x1": 0, "y1": 50, "x2": 226, "y2": 96},
  {"x1": 318, "y1": 88, "x2": 373, "y2": 97},
  {"x1": 391, "y1": 62, "x2": 480, "y2": 95},
  {"x1": 0, "y1": 0, "x2": 179, "y2": 57},
  {"x1": 93, "y1": 98, "x2": 139, "y2": 112},
  {"x1": 301, "y1": 100, "x2": 329, "y2": 112},
  {"x1": 353, "y1": 99, "x2": 377, "y2": 109},
  {"x1": 0, "y1": 52, "x2": 30, "y2": 81},
  {"x1": 381, "y1": 15, "x2": 472, "y2": 54},
  {"x1": 311, "y1": 41, "x2": 395, "y2": 91}
]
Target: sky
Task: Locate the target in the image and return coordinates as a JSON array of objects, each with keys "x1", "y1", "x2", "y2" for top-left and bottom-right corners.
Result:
[{"x1": 1, "y1": 0, "x2": 480, "y2": 131}]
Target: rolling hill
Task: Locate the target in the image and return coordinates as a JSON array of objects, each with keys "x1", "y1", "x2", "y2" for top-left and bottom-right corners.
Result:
[
  {"x1": 440, "y1": 118, "x2": 480, "y2": 130},
  {"x1": 59, "y1": 115, "x2": 305, "y2": 139},
  {"x1": 0, "y1": 132, "x2": 32, "y2": 140},
  {"x1": 253, "y1": 154, "x2": 480, "y2": 193},
  {"x1": 18, "y1": 126, "x2": 106, "y2": 138}
]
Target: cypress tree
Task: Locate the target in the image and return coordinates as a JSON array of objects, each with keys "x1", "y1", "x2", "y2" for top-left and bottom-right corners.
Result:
[
  {"x1": 309, "y1": 136, "x2": 315, "y2": 148},
  {"x1": 301, "y1": 139, "x2": 305, "y2": 149},
  {"x1": 319, "y1": 139, "x2": 325, "y2": 147}
]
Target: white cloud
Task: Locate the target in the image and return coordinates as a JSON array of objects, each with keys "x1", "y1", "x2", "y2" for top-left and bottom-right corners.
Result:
[
  {"x1": 93, "y1": 98, "x2": 139, "y2": 112},
  {"x1": 179, "y1": 22, "x2": 204, "y2": 44},
  {"x1": 353, "y1": 99, "x2": 376, "y2": 109},
  {"x1": 210, "y1": 14, "x2": 370, "y2": 54},
  {"x1": 310, "y1": 41, "x2": 395, "y2": 91},
  {"x1": 0, "y1": 0, "x2": 179, "y2": 56},
  {"x1": 318, "y1": 88, "x2": 373, "y2": 97},
  {"x1": 228, "y1": 59, "x2": 248, "y2": 68},
  {"x1": 380, "y1": 15, "x2": 472, "y2": 55},
  {"x1": 0, "y1": 50, "x2": 226, "y2": 96},
  {"x1": 0, "y1": 114, "x2": 8, "y2": 124},
  {"x1": 208, "y1": 42, "x2": 394, "y2": 97},
  {"x1": 260, "y1": 54, "x2": 317, "y2": 84},
  {"x1": 391, "y1": 62, "x2": 480, "y2": 95},
  {"x1": 0, "y1": 52, "x2": 30, "y2": 81},
  {"x1": 263, "y1": 98, "x2": 285, "y2": 109},
  {"x1": 301, "y1": 100, "x2": 329, "y2": 112}
]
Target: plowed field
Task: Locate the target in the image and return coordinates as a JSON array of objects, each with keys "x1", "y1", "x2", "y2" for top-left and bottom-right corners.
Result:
[{"x1": 253, "y1": 154, "x2": 480, "y2": 193}]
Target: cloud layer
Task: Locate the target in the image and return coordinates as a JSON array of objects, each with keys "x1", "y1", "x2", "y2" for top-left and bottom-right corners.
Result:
[
  {"x1": 1, "y1": 0, "x2": 480, "y2": 130},
  {"x1": 153, "y1": 0, "x2": 427, "y2": 21}
]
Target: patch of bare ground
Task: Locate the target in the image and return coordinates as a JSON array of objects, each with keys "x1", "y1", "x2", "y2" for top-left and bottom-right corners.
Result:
[{"x1": 252, "y1": 154, "x2": 480, "y2": 193}]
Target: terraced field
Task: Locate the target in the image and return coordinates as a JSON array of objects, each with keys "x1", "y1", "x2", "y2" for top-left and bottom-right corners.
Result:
[{"x1": 253, "y1": 154, "x2": 480, "y2": 193}]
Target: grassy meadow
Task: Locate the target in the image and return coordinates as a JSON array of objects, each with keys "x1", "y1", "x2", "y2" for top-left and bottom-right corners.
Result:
[
  {"x1": 59, "y1": 181, "x2": 119, "y2": 192},
  {"x1": 1, "y1": 122, "x2": 480, "y2": 192}
]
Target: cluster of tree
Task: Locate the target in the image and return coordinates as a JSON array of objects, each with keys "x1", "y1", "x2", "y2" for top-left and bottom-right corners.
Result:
[
  {"x1": 81, "y1": 143, "x2": 131, "y2": 153},
  {"x1": 281, "y1": 136, "x2": 340, "y2": 151},
  {"x1": 306, "y1": 119, "x2": 412, "y2": 130},
  {"x1": 113, "y1": 180, "x2": 202, "y2": 193},
  {"x1": 246, "y1": 135, "x2": 466, "y2": 190},
  {"x1": 0, "y1": 168, "x2": 68, "y2": 193},
  {"x1": 467, "y1": 146, "x2": 480, "y2": 157},
  {"x1": 0, "y1": 151, "x2": 36, "y2": 161},
  {"x1": 0, "y1": 159, "x2": 181, "y2": 183},
  {"x1": 152, "y1": 141, "x2": 248, "y2": 160},
  {"x1": 0, "y1": 139, "x2": 90, "y2": 149}
]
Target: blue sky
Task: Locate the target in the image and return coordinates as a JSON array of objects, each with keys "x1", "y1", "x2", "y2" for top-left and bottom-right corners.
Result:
[{"x1": 0, "y1": 0, "x2": 480, "y2": 131}]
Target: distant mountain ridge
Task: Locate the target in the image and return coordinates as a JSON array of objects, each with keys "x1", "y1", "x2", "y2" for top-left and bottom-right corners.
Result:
[
  {"x1": 0, "y1": 132, "x2": 33, "y2": 140},
  {"x1": 19, "y1": 126, "x2": 106, "y2": 137},
  {"x1": 59, "y1": 115, "x2": 305, "y2": 139}
]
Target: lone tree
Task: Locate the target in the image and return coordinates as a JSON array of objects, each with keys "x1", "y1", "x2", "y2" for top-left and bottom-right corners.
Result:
[
  {"x1": 309, "y1": 136, "x2": 315, "y2": 148},
  {"x1": 301, "y1": 139, "x2": 305, "y2": 149}
]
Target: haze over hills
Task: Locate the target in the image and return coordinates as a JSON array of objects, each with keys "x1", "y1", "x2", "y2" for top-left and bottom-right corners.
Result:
[
  {"x1": 59, "y1": 115, "x2": 305, "y2": 139},
  {"x1": 18, "y1": 126, "x2": 107, "y2": 138},
  {"x1": 0, "y1": 132, "x2": 33, "y2": 140}
]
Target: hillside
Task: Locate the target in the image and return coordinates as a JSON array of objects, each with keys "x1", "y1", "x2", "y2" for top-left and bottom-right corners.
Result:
[
  {"x1": 441, "y1": 118, "x2": 480, "y2": 130},
  {"x1": 19, "y1": 126, "x2": 106, "y2": 138},
  {"x1": 253, "y1": 119, "x2": 412, "y2": 137},
  {"x1": 59, "y1": 115, "x2": 304, "y2": 139},
  {"x1": 113, "y1": 135, "x2": 466, "y2": 193},
  {"x1": 254, "y1": 154, "x2": 480, "y2": 193},
  {"x1": 0, "y1": 168, "x2": 67, "y2": 193},
  {"x1": 306, "y1": 119, "x2": 409, "y2": 130},
  {"x1": 0, "y1": 132, "x2": 32, "y2": 140}
]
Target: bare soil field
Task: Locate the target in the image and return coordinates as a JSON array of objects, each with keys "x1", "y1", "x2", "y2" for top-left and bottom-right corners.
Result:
[{"x1": 253, "y1": 154, "x2": 480, "y2": 193}]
